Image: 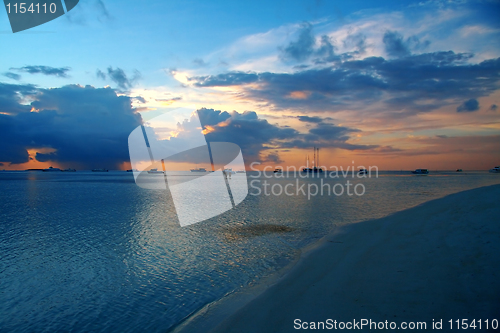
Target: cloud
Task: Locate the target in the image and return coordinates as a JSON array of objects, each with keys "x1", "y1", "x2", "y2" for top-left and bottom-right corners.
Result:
[
  {"x1": 65, "y1": 0, "x2": 112, "y2": 25},
  {"x1": 191, "y1": 72, "x2": 258, "y2": 87},
  {"x1": 96, "y1": 67, "x2": 141, "y2": 90},
  {"x1": 155, "y1": 96, "x2": 182, "y2": 105},
  {"x1": 3, "y1": 72, "x2": 21, "y2": 81},
  {"x1": 0, "y1": 84, "x2": 142, "y2": 169},
  {"x1": 96, "y1": 69, "x2": 106, "y2": 80},
  {"x1": 383, "y1": 31, "x2": 430, "y2": 58},
  {"x1": 10, "y1": 66, "x2": 70, "y2": 78},
  {"x1": 198, "y1": 108, "x2": 297, "y2": 162},
  {"x1": 280, "y1": 22, "x2": 315, "y2": 62},
  {"x1": 193, "y1": 58, "x2": 208, "y2": 67},
  {"x1": 297, "y1": 116, "x2": 324, "y2": 123},
  {"x1": 95, "y1": 0, "x2": 111, "y2": 22},
  {"x1": 383, "y1": 31, "x2": 410, "y2": 57},
  {"x1": 134, "y1": 96, "x2": 146, "y2": 103},
  {"x1": 315, "y1": 35, "x2": 338, "y2": 62},
  {"x1": 0, "y1": 82, "x2": 38, "y2": 114},
  {"x1": 457, "y1": 98, "x2": 479, "y2": 112},
  {"x1": 490, "y1": 104, "x2": 498, "y2": 111},
  {"x1": 189, "y1": 52, "x2": 500, "y2": 114},
  {"x1": 196, "y1": 108, "x2": 374, "y2": 163},
  {"x1": 263, "y1": 151, "x2": 283, "y2": 164},
  {"x1": 343, "y1": 32, "x2": 367, "y2": 55}
]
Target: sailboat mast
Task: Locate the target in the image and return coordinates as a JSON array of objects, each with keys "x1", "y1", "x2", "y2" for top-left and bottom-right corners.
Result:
[
  {"x1": 317, "y1": 148, "x2": 319, "y2": 169},
  {"x1": 313, "y1": 147, "x2": 316, "y2": 169}
]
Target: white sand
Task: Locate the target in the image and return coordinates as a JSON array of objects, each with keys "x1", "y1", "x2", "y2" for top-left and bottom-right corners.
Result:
[{"x1": 175, "y1": 185, "x2": 500, "y2": 332}]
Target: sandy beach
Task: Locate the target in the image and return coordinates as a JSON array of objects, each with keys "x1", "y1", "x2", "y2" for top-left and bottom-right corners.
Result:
[{"x1": 176, "y1": 184, "x2": 500, "y2": 332}]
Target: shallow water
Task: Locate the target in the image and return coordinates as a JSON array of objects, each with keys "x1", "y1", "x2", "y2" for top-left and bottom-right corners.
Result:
[{"x1": 0, "y1": 170, "x2": 499, "y2": 332}]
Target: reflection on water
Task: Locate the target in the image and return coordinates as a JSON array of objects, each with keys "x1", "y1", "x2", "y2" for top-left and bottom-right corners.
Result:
[{"x1": 0, "y1": 171, "x2": 499, "y2": 332}]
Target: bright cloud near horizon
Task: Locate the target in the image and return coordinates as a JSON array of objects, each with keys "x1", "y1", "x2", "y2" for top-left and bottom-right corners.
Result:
[{"x1": 1, "y1": 0, "x2": 499, "y2": 170}]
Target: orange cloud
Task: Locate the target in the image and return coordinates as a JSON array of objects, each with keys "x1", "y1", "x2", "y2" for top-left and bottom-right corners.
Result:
[{"x1": 288, "y1": 91, "x2": 310, "y2": 99}]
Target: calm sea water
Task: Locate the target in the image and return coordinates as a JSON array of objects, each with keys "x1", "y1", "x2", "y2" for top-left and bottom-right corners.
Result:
[{"x1": 1, "y1": 170, "x2": 499, "y2": 332}]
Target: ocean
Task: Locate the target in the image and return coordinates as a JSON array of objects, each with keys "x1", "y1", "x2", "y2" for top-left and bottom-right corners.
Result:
[{"x1": 1, "y1": 170, "x2": 499, "y2": 332}]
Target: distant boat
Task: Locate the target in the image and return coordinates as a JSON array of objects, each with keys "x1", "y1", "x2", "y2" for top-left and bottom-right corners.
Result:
[
  {"x1": 147, "y1": 168, "x2": 164, "y2": 174},
  {"x1": 273, "y1": 168, "x2": 283, "y2": 173},
  {"x1": 190, "y1": 167, "x2": 207, "y2": 172},
  {"x1": 412, "y1": 169, "x2": 429, "y2": 175},
  {"x1": 63, "y1": 168, "x2": 76, "y2": 172},
  {"x1": 358, "y1": 168, "x2": 368, "y2": 175},
  {"x1": 456, "y1": 169, "x2": 463, "y2": 172},
  {"x1": 43, "y1": 166, "x2": 61, "y2": 172},
  {"x1": 302, "y1": 147, "x2": 324, "y2": 173},
  {"x1": 126, "y1": 169, "x2": 138, "y2": 172},
  {"x1": 92, "y1": 168, "x2": 108, "y2": 172},
  {"x1": 236, "y1": 170, "x2": 246, "y2": 173},
  {"x1": 489, "y1": 166, "x2": 500, "y2": 173}
]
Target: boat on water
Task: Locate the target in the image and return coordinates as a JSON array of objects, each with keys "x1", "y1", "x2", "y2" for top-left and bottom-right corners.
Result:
[
  {"x1": 236, "y1": 170, "x2": 246, "y2": 173},
  {"x1": 92, "y1": 168, "x2": 108, "y2": 172},
  {"x1": 456, "y1": 169, "x2": 463, "y2": 172},
  {"x1": 190, "y1": 167, "x2": 207, "y2": 172},
  {"x1": 147, "y1": 168, "x2": 164, "y2": 174},
  {"x1": 273, "y1": 168, "x2": 283, "y2": 173},
  {"x1": 412, "y1": 169, "x2": 429, "y2": 175},
  {"x1": 302, "y1": 147, "x2": 324, "y2": 173},
  {"x1": 489, "y1": 166, "x2": 500, "y2": 173},
  {"x1": 43, "y1": 166, "x2": 61, "y2": 172},
  {"x1": 63, "y1": 168, "x2": 76, "y2": 172},
  {"x1": 358, "y1": 168, "x2": 368, "y2": 175}
]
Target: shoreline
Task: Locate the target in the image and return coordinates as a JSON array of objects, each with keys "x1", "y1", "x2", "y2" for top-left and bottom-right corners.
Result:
[{"x1": 173, "y1": 184, "x2": 500, "y2": 332}]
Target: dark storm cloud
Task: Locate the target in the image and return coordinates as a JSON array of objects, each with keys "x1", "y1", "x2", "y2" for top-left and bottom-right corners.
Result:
[
  {"x1": 280, "y1": 22, "x2": 316, "y2": 62},
  {"x1": 0, "y1": 113, "x2": 30, "y2": 163},
  {"x1": 457, "y1": 98, "x2": 479, "y2": 112},
  {"x1": 189, "y1": 52, "x2": 500, "y2": 114},
  {"x1": 0, "y1": 83, "x2": 142, "y2": 168},
  {"x1": 10, "y1": 65, "x2": 71, "y2": 78},
  {"x1": 96, "y1": 67, "x2": 141, "y2": 90},
  {"x1": 197, "y1": 108, "x2": 374, "y2": 163},
  {"x1": 3, "y1": 72, "x2": 21, "y2": 80}
]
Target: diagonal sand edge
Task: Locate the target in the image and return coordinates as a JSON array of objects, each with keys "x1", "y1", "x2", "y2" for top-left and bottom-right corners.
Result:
[{"x1": 174, "y1": 184, "x2": 500, "y2": 333}]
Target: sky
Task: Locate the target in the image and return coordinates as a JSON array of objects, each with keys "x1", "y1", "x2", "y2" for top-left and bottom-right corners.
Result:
[{"x1": 0, "y1": 0, "x2": 499, "y2": 170}]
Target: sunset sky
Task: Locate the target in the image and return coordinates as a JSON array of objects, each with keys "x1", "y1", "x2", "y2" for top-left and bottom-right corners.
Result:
[{"x1": 1, "y1": 0, "x2": 499, "y2": 170}]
